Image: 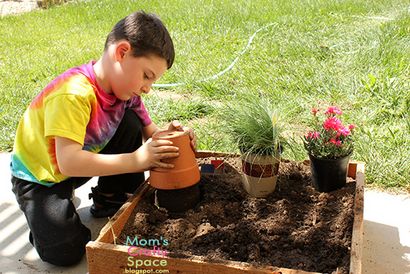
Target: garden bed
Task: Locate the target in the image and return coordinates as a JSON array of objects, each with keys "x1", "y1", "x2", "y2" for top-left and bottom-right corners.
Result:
[{"x1": 86, "y1": 151, "x2": 364, "y2": 274}]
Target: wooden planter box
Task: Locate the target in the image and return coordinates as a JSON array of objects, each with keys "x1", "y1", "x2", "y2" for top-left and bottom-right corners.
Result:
[{"x1": 86, "y1": 151, "x2": 365, "y2": 274}]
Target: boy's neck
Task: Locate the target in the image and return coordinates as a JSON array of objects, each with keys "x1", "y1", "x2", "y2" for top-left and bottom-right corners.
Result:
[{"x1": 93, "y1": 58, "x2": 112, "y2": 95}]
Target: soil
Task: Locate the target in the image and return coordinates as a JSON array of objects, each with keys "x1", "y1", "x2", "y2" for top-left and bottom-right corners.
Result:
[{"x1": 119, "y1": 157, "x2": 356, "y2": 274}]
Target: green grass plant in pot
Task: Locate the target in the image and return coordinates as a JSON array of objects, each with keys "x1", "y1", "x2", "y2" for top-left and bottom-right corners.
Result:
[
  {"x1": 221, "y1": 96, "x2": 285, "y2": 197},
  {"x1": 303, "y1": 106, "x2": 355, "y2": 192}
]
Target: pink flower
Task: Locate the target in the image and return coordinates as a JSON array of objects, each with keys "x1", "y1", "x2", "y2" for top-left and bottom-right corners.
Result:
[
  {"x1": 305, "y1": 131, "x2": 320, "y2": 140},
  {"x1": 311, "y1": 108, "x2": 319, "y2": 116},
  {"x1": 304, "y1": 105, "x2": 355, "y2": 158},
  {"x1": 325, "y1": 106, "x2": 342, "y2": 116},
  {"x1": 339, "y1": 127, "x2": 351, "y2": 137},
  {"x1": 323, "y1": 116, "x2": 342, "y2": 131},
  {"x1": 329, "y1": 138, "x2": 342, "y2": 146}
]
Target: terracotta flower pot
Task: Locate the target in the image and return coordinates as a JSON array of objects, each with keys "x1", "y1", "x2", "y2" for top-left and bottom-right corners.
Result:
[
  {"x1": 149, "y1": 130, "x2": 200, "y2": 190},
  {"x1": 241, "y1": 153, "x2": 280, "y2": 197},
  {"x1": 309, "y1": 154, "x2": 351, "y2": 192}
]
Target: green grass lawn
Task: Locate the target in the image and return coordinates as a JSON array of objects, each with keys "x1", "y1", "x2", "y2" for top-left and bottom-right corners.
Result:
[{"x1": 0, "y1": 0, "x2": 409, "y2": 190}]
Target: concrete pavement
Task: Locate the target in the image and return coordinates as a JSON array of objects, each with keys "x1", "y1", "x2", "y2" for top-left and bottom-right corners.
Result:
[{"x1": 0, "y1": 0, "x2": 38, "y2": 17}]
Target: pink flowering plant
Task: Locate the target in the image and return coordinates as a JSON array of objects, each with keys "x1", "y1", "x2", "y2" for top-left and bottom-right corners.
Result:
[{"x1": 303, "y1": 106, "x2": 355, "y2": 159}]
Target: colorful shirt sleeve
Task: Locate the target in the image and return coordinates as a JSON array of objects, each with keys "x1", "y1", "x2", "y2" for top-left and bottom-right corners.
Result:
[
  {"x1": 129, "y1": 96, "x2": 152, "y2": 126},
  {"x1": 11, "y1": 71, "x2": 96, "y2": 185},
  {"x1": 44, "y1": 94, "x2": 91, "y2": 145}
]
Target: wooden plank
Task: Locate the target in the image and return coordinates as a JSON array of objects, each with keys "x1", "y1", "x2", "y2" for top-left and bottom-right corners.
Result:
[
  {"x1": 195, "y1": 150, "x2": 240, "y2": 158},
  {"x1": 87, "y1": 152, "x2": 365, "y2": 274},
  {"x1": 349, "y1": 163, "x2": 365, "y2": 274},
  {"x1": 348, "y1": 161, "x2": 365, "y2": 178},
  {"x1": 87, "y1": 241, "x2": 319, "y2": 274}
]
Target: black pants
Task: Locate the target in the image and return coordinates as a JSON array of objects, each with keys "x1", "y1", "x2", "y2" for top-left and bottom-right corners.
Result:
[{"x1": 11, "y1": 109, "x2": 145, "y2": 266}]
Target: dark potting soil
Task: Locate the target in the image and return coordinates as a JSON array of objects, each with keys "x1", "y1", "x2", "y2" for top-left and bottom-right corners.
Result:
[{"x1": 119, "y1": 158, "x2": 356, "y2": 273}]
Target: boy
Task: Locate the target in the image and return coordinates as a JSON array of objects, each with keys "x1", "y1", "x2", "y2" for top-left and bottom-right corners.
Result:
[{"x1": 10, "y1": 11, "x2": 195, "y2": 266}]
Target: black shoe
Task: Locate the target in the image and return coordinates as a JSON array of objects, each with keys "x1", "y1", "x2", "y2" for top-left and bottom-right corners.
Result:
[
  {"x1": 89, "y1": 204, "x2": 121, "y2": 218},
  {"x1": 29, "y1": 232, "x2": 34, "y2": 246},
  {"x1": 88, "y1": 187, "x2": 129, "y2": 218}
]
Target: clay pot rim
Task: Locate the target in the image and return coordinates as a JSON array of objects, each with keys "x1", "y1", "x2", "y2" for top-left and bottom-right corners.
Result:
[{"x1": 308, "y1": 153, "x2": 352, "y2": 162}]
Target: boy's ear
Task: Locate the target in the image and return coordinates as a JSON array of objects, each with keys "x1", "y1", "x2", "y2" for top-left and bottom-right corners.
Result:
[{"x1": 114, "y1": 41, "x2": 131, "y2": 62}]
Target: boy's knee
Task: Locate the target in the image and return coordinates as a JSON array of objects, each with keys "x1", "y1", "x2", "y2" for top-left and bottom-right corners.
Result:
[{"x1": 37, "y1": 226, "x2": 91, "y2": 266}]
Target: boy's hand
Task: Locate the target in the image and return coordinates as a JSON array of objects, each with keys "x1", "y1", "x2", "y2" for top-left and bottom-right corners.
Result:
[
  {"x1": 133, "y1": 138, "x2": 179, "y2": 170},
  {"x1": 168, "y1": 120, "x2": 197, "y2": 151}
]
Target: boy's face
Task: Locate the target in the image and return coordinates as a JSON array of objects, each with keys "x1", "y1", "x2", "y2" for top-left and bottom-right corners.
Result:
[{"x1": 110, "y1": 43, "x2": 168, "y2": 100}]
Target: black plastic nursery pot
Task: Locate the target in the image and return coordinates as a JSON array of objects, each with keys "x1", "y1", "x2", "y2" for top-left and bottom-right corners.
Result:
[
  {"x1": 154, "y1": 182, "x2": 201, "y2": 213},
  {"x1": 309, "y1": 154, "x2": 351, "y2": 192}
]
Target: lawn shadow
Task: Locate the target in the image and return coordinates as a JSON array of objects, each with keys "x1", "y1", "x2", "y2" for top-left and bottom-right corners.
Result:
[
  {"x1": 0, "y1": 197, "x2": 106, "y2": 273},
  {"x1": 0, "y1": 202, "x2": 32, "y2": 254},
  {"x1": 0, "y1": 201, "x2": 40, "y2": 272}
]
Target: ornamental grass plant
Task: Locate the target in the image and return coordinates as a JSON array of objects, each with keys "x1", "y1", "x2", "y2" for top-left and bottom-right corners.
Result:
[{"x1": 220, "y1": 96, "x2": 285, "y2": 157}]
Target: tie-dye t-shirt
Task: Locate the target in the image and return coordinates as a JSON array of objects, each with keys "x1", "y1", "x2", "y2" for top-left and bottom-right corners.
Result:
[{"x1": 10, "y1": 61, "x2": 152, "y2": 186}]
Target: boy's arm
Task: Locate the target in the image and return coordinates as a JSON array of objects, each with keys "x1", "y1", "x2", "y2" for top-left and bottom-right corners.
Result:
[
  {"x1": 55, "y1": 136, "x2": 178, "y2": 177},
  {"x1": 143, "y1": 121, "x2": 160, "y2": 140}
]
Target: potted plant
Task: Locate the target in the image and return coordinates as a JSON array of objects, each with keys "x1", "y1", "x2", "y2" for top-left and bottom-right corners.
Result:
[
  {"x1": 221, "y1": 96, "x2": 285, "y2": 197},
  {"x1": 303, "y1": 105, "x2": 355, "y2": 192},
  {"x1": 150, "y1": 130, "x2": 201, "y2": 212}
]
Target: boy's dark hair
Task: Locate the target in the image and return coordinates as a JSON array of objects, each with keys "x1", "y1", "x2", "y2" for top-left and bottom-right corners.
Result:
[{"x1": 105, "y1": 11, "x2": 175, "y2": 69}]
